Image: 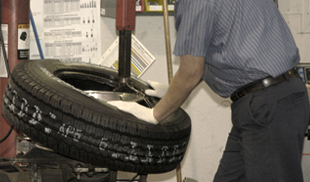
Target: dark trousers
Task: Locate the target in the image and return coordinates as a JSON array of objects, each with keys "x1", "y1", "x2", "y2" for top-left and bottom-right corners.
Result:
[{"x1": 213, "y1": 77, "x2": 310, "y2": 182}]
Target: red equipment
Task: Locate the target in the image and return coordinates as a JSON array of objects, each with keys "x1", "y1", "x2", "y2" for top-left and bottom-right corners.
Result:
[{"x1": 0, "y1": 0, "x2": 30, "y2": 158}]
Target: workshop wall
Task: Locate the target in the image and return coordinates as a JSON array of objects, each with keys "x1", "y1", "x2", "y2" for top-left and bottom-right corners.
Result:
[
  {"x1": 278, "y1": 0, "x2": 310, "y2": 181},
  {"x1": 100, "y1": 15, "x2": 232, "y2": 182},
  {"x1": 101, "y1": 1, "x2": 310, "y2": 180},
  {"x1": 279, "y1": 0, "x2": 310, "y2": 64},
  {"x1": 22, "y1": 0, "x2": 310, "y2": 181}
]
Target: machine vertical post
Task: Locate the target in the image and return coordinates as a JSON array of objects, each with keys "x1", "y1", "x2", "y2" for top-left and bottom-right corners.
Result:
[
  {"x1": 0, "y1": 0, "x2": 30, "y2": 159},
  {"x1": 115, "y1": 0, "x2": 136, "y2": 91}
]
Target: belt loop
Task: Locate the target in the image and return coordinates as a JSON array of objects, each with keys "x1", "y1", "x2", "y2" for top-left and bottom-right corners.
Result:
[
  {"x1": 283, "y1": 71, "x2": 289, "y2": 80},
  {"x1": 238, "y1": 90, "x2": 246, "y2": 98}
]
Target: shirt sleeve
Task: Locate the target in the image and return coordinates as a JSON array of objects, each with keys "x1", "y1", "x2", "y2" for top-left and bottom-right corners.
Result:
[{"x1": 173, "y1": 0, "x2": 215, "y2": 57}]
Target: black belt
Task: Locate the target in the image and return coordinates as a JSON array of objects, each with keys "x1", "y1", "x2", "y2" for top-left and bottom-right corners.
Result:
[{"x1": 230, "y1": 69, "x2": 300, "y2": 102}]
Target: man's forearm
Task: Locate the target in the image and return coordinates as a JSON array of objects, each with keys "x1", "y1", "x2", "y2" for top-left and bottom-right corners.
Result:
[{"x1": 153, "y1": 55, "x2": 205, "y2": 122}]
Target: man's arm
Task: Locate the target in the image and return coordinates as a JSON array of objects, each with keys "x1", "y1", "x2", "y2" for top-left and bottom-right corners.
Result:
[{"x1": 153, "y1": 54, "x2": 205, "y2": 122}]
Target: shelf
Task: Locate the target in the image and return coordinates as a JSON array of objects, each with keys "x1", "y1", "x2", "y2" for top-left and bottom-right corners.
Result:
[
  {"x1": 136, "y1": 11, "x2": 174, "y2": 16},
  {"x1": 100, "y1": 0, "x2": 174, "y2": 18}
]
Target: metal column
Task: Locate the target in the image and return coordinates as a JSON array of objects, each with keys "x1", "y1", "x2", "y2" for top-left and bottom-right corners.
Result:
[{"x1": 0, "y1": 0, "x2": 30, "y2": 158}]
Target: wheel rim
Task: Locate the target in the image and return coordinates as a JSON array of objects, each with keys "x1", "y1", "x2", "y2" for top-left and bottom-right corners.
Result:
[
  {"x1": 54, "y1": 70, "x2": 154, "y2": 106},
  {"x1": 84, "y1": 91, "x2": 145, "y2": 102}
]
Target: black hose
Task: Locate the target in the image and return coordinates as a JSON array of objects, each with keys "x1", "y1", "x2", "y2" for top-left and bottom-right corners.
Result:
[
  {"x1": 0, "y1": 125, "x2": 14, "y2": 143},
  {"x1": 0, "y1": 0, "x2": 14, "y2": 143}
]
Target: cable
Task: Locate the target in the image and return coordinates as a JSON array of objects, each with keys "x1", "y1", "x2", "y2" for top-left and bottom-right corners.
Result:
[
  {"x1": 0, "y1": 0, "x2": 14, "y2": 143},
  {"x1": 0, "y1": 125, "x2": 14, "y2": 143}
]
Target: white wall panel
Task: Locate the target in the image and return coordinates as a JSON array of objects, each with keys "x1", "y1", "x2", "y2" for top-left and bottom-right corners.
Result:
[{"x1": 279, "y1": 0, "x2": 310, "y2": 180}]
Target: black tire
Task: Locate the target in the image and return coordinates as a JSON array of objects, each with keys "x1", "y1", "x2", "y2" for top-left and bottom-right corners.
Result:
[{"x1": 2, "y1": 59, "x2": 191, "y2": 174}]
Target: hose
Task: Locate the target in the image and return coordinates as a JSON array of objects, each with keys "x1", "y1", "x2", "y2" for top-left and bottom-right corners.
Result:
[
  {"x1": 0, "y1": 125, "x2": 14, "y2": 143},
  {"x1": 0, "y1": 0, "x2": 14, "y2": 143}
]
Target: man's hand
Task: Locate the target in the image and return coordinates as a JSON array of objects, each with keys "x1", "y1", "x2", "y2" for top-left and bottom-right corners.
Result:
[
  {"x1": 107, "y1": 101, "x2": 159, "y2": 124},
  {"x1": 145, "y1": 80, "x2": 169, "y2": 98}
]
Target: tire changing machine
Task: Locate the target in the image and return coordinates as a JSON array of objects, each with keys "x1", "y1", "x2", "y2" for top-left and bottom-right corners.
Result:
[{"x1": 0, "y1": 0, "x2": 149, "y2": 181}]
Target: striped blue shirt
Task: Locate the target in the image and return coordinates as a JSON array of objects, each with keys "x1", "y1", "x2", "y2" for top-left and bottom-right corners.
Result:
[{"x1": 173, "y1": 0, "x2": 300, "y2": 97}]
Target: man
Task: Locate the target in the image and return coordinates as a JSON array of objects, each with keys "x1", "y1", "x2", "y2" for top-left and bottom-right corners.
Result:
[{"x1": 109, "y1": 0, "x2": 310, "y2": 181}]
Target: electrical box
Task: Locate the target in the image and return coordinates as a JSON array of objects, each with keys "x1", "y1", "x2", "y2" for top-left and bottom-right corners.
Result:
[
  {"x1": 296, "y1": 63, "x2": 310, "y2": 85},
  {"x1": 100, "y1": 0, "x2": 145, "y2": 17},
  {"x1": 100, "y1": 0, "x2": 117, "y2": 18}
]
